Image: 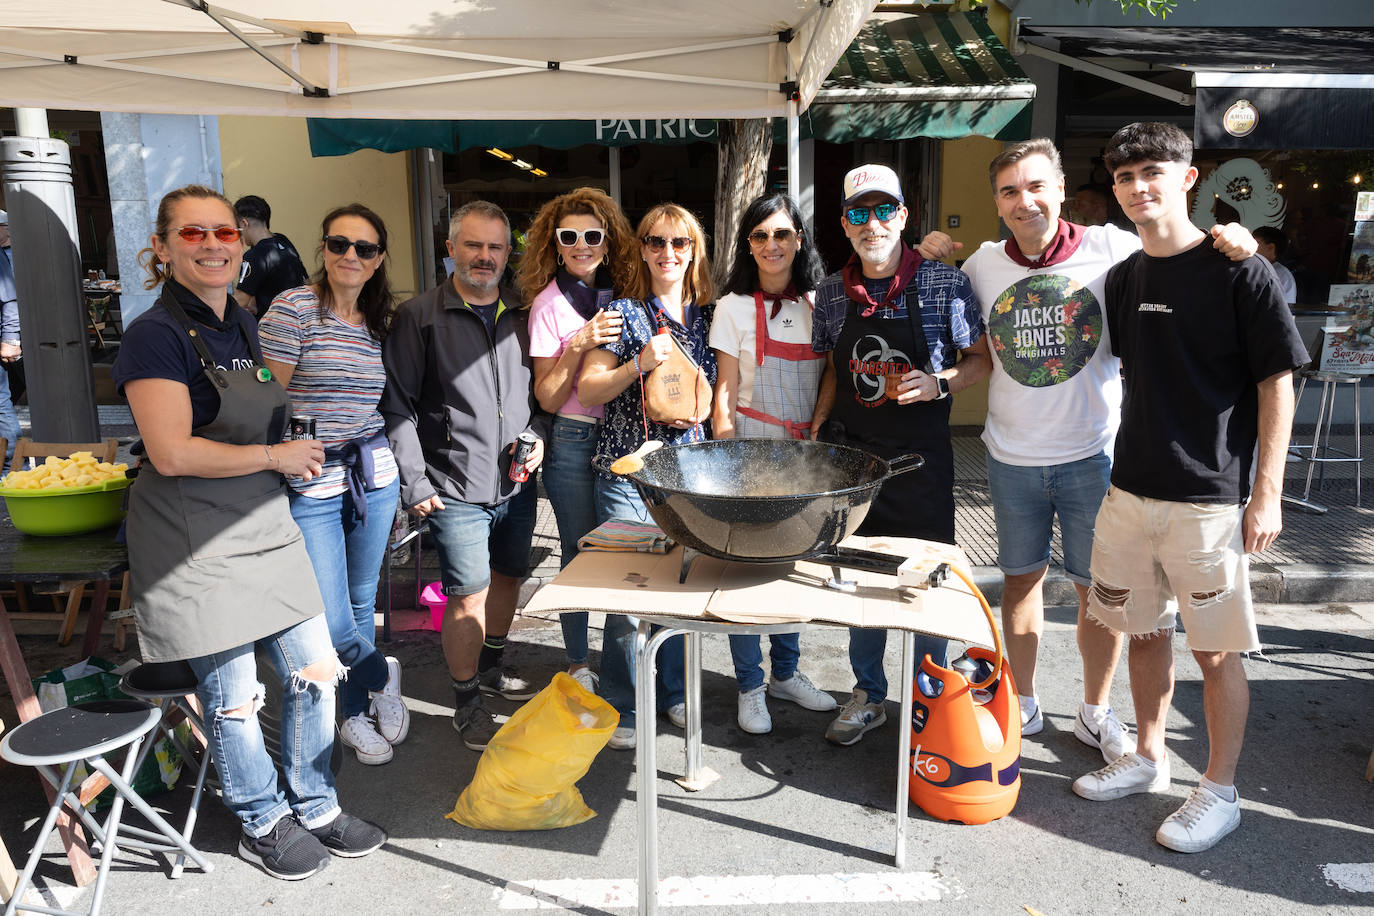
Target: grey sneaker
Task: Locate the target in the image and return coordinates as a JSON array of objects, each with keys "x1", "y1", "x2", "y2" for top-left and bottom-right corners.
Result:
[
  {"x1": 569, "y1": 667, "x2": 598, "y2": 693},
  {"x1": 1156, "y1": 785, "x2": 1241, "y2": 853},
  {"x1": 308, "y1": 812, "x2": 387, "y2": 858},
  {"x1": 824, "y1": 689, "x2": 887, "y2": 746},
  {"x1": 453, "y1": 699, "x2": 502, "y2": 751},
  {"x1": 607, "y1": 725, "x2": 636, "y2": 750},
  {"x1": 665, "y1": 703, "x2": 687, "y2": 728},
  {"x1": 478, "y1": 665, "x2": 537, "y2": 701},
  {"x1": 1074, "y1": 705, "x2": 1137, "y2": 763},
  {"x1": 768, "y1": 672, "x2": 837, "y2": 711},
  {"x1": 239, "y1": 816, "x2": 330, "y2": 881},
  {"x1": 1072, "y1": 752, "x2": 1171, "y2": 801}
]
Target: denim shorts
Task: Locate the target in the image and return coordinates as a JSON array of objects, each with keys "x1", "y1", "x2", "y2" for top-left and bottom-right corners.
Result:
[
  {"x1": 425, "y1": 485, "x2": 537, "y2": 596},
  {"x1": 985, "y1": 450, "x2": 1111, "y2": 585}
]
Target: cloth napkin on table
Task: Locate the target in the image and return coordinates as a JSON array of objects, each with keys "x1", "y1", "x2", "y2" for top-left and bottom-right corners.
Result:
[{"x1": 577, "y1": 519, "x2": 674, "y2": 554}]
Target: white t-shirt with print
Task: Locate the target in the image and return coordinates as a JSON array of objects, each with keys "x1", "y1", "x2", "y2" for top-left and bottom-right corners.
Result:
[
  {"x1": 962, "y1": 223, "x2": 1141, "y2": 466},
  {"x1": 708, "y1": 290, "x2": 815, "y2": 409}
]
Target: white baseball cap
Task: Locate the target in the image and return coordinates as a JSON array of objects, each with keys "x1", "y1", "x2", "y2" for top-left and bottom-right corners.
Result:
[{"x1": 842, "y1": 165, "x2": 903, "y2": 207}]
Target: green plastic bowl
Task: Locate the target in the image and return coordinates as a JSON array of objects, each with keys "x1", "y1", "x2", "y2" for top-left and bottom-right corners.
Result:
[{"x1": 1, "y1": 474, "x2": 132, "y2": 536}]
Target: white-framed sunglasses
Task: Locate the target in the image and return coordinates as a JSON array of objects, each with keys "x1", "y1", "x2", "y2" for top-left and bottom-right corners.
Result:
[{"x1": 555, "y1": 227, "x2": 606, "y2": 247}]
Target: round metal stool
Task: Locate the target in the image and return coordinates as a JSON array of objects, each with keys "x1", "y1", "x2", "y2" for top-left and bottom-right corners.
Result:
[{"x1": 1, "y1": 700, "x2": 211, "y2": 916}]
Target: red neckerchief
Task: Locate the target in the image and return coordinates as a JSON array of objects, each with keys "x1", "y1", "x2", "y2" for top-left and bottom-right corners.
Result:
[
  {"x1": 842, "y1": 245, "x2": 922, "y2": 317},
  {"x1": 758, "y1": 283, "x2": 798, "y2": 320},
  {"x1": 1004, "y1": 218, "x2": 1086, "y2": 269}
]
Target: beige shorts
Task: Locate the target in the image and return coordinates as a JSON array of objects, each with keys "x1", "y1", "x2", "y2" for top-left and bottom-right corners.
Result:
[{"x1": 1086, "y1": 487, "x2": 1259, "y2": 653}]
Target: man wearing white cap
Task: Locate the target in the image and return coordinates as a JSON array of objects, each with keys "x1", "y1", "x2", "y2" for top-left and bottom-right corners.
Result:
[
  {"x1": 810, "y1": 164, "x2": 992, "y2": 746},
  {"x1": 0, "y1": 209, "x2": 21, "y2": 471}
]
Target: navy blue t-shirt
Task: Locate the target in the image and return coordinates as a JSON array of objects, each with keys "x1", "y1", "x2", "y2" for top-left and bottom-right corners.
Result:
[{"x1": 112, "y1": 280, "x2": 261, "y2": 430}]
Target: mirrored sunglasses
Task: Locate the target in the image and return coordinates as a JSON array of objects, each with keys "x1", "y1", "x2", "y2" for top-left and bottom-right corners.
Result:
[
  {"x1": 748, "y1": 228, "x2": 798, "y2": 246},
  {"x1": 844, "y1": 202, "x2": 900, "y2": 226},
  {"x1": 642, "y1": 234, "x2": 693, "y2": 253},
  {"x1": 176, "y1": 225, "x2": 242, "y2": 244},
  {"x1": 555, "y1": 227, "x2": 605, "y2": 248},
  {"x1": 324, "y1": 235, "x2": 384, "y2": 259}
]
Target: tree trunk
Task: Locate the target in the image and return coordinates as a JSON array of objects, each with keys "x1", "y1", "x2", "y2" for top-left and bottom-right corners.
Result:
[{"x1": 712, "y1": 119, "x2": 773, "y2": 293}]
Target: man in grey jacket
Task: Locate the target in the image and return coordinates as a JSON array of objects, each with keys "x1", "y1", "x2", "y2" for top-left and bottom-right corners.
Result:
[{"x1": 381, "y1": 200, "x2": 549, "y2": 751}]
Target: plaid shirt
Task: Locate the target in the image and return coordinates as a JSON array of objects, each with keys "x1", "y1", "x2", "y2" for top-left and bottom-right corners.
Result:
[{"x1": 811, "y1": 255, "x2": 984, "y2": 371}]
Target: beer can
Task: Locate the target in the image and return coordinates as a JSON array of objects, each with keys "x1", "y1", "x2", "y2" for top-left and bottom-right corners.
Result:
[
  {"x1": 508, "y1": 431, "x2": 538, "y2": 483},
  {"x1": 289, "y1": 415, "x2": 316, "y2": 441}
]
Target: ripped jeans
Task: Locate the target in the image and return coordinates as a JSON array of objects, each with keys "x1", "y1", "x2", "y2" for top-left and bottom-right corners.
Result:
[{"x1": 186, "y1": 613, "x2": 341, "y2": 837}]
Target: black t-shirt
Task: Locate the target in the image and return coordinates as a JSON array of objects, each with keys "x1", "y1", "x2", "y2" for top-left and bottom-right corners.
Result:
[
  {"x1": 112, "y1": 280, "x2": 261, "y2": 430},
  {"x1": 1105, "y1": 241, "x2": 1308, "y2": 503},
  {"x1": 239, "y1": 233, "x2": 309, "y2": 319}
]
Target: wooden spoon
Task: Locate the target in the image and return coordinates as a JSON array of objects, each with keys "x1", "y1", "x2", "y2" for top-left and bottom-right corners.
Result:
[{"x1": 609, "y1": 439, "x2": 663, "y2": 475}]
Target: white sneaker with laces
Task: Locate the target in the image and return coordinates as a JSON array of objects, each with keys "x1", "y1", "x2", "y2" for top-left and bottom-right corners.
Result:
[
  {"x1": 339, "y1": 714, "x2": 393, "y2": 765},
  {"x1": 608, "y1": 725, "x2": 636, "y2": 750},
  {"x1": 569, "y1": 667, "x2": 598, "y2": 693},
  {"x1": 1020, "y1": 699, "x2": 1044, "y2": 737},
  {"x1": 1074, "y1": 704, "x2": 1136, "y2": 763},
  {"x1": 767, "y1": 672, "x2": 837, "y2": 711},
  {"x1": 1072, "y1": 751, "x2": 1170, "y2": 801},
  {"x1": 1156, "y1": 784, "x2": 1241, "y2": 853},
  {"x1": 369, "y1": 656, "x2": 410, "y2": 746},
  {"x1": 737, "y1": 686, "x2": 772, "y2": 734},
  {"x1": 665, "y1": 703, "x2": 687, "y2": 729}
]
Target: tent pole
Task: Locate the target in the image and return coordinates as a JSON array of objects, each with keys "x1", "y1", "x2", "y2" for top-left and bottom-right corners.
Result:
[
  {"x1": 787, "y1": 103, "x2": 799, "y2": 201},
  {"x1": 14, "y1": 109, "x2": 48, "y2": 137},
  {"x1": 608, "y1": 147, "x2": 622, "y2": 207}
]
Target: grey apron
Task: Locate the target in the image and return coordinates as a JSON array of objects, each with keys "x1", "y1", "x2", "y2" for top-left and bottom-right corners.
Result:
[{"x1": 127, "y1": 290, "x2": 323, "y2": 663}]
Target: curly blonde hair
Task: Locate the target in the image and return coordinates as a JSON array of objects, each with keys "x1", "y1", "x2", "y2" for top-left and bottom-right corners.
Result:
[
  {"x1": 516, "y1": 188, "x2": 636, "y2": 306},
  {"x1": 625, "y1": 203, "x2": 714, "y2": 306}
]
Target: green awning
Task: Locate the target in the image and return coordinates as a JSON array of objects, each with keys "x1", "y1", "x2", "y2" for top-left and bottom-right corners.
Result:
[
  {"x1": 306, "y1": 11, "x2": 1034, "y2": 157},
  {"x1": 808, "y1": 11, "x2": 1035, "y2": 142}
]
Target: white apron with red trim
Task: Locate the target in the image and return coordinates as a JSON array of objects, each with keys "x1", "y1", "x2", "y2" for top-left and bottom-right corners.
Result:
[{"x1": 734, "y1": 290, "x2": 826, "y2": 440}]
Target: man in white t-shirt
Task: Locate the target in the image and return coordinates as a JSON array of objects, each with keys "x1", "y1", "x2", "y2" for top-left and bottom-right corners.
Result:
[{"x1": 921, "y1": 139, "x2": 1255, "y2": 763}]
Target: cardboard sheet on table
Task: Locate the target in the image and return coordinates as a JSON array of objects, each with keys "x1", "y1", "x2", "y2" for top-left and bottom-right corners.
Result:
[{"x1": 523, "y1": 536, "x2": 994, "y2": 649}]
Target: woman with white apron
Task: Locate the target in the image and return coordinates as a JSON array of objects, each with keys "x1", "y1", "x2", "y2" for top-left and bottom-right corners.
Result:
[
  {"x1": 113, "y1": 185, "x2": 385, "y2": 882},
  {"x1": 709, "y1": 194, "x2": 839, "y2": 735}
]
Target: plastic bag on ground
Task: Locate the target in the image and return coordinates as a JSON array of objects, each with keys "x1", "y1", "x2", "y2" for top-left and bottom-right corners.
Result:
[{"x1": 446, "y1": 671, "x2": 618, "y2": 831}]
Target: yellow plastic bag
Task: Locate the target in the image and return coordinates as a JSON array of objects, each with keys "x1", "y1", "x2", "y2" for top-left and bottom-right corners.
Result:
[{"x1": 446, "y1": 672, "x2": 619, "y2": 830}]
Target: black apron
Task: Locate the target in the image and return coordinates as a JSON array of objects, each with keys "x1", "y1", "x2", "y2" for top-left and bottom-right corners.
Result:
[
  {"x1": 126, "y1": 289, "x2": 323, "y2": 663},
  {"x1": 827, "y1": 293, "x2": 956, "y2": 543}
]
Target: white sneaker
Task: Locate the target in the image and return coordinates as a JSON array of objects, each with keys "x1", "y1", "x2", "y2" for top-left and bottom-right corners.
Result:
[
  {"x1": 767, "y1": 672, "x2": 837, "y2": 712},
  {"x1": 339, "y1": 714, "x2": 392, "y2": 766},
  {"x1": 1072, "y1": 752, "x2": 1170, "y2": 801},
  {"x1": 1074, "y1": 705, "x2": 1136, "y2": 763},
  {"x1": 737, "y1": 686, "x2": 772, "y2": 734},
  {"x1": 1156, "y1": 784, "x2": 1241, "y2": 853},
  {"x1": 608, "y1": 725, "x2": 636, "y2": 750},
  {"x1": 569, "y1": 667, "x2": 598, "y2": 693},
  {"x1": 1020, "y1": 699, "x2": 1044, "y2": 737},
  {"x1": 369, "y1": 656, "x2": 410, "y2": 746},
  {"x1": 665, "y1": 703, "x2": 687, "y2": 729}
]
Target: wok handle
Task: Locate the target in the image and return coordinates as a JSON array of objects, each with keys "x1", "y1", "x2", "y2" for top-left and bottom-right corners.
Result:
[{"x1": 886, "y1": 453, "x2": 925, "y2": 477}]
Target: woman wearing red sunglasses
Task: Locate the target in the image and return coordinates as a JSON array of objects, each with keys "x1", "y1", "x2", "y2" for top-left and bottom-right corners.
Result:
[
  {"x1": 113, "y1": 185, "x2": 385, "y2": 880},
  {"x1": 517, "y1": 187, "x2": 636, "y2": 694},
  {"x1": 257, "y1": 204, "x2": 409, "y2": 770},
  {"x1": 578, "y1": 202, "x2": 717, "y2": 750}
]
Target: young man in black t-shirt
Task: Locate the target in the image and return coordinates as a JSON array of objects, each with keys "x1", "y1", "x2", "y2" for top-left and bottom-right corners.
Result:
[
  {"x1": 234, "y1": 195, "x2": 309, "y2": 320},
  {"x1": 1071, "y1": 123, "x2": 1308, "y2": 854}
]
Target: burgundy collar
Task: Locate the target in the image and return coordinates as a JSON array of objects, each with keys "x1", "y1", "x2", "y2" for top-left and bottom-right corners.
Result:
[
  {"x1": 758, "y1": 283, "x2": 798, "y2": 320},
  {"x1": 1004, "y1": 219, "x2": 1086, "y2": 269},
  {"x1": 842, "y1": 245, "x2": 922, "y2": 317}
]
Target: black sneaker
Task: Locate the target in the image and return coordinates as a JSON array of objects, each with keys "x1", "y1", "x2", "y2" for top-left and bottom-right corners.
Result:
[
  {"x1": 239, "y1": 816, "x2": 330, "y2": 881},
  {"x1": 308, "y1": 811, "x2": 387, "y2": 858},
  {"x1": 453, "y1": 698, "x2": 502, "y2": 750},
  {"x1": 477, "y1": 665, "x2": 537, "y2": 701}
]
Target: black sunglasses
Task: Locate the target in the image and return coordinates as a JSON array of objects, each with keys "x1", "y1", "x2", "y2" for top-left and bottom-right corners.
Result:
[
  {"x1": 747, "y1": 228, "x2": 798, "y2": 246},
  {"x1": 176, "y1": 225, "x2": 242, "y2": 244},
  {"x1": 324, "y1": 235, "x2": 384, "y2": 259},
  {"x1": 844, "y1": 202, "x2": 900, "y2": 226},
  {"x1": 642, "y1": 234, "x2": 693, "y2": 253},
  {"x1": 555, "y1": 227, "x2": 605, "y2": 248}
]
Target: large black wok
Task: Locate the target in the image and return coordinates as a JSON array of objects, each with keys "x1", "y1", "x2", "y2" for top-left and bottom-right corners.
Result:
[{"x1": 594, "y1": 438, "x2": 923, "y2": 563}]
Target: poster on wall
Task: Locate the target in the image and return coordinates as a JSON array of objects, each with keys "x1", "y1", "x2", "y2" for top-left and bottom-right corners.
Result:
[
  {"x1": 1356, "y1": 191, "x2": 1374, "y2": 222},
  {"x1": 1320, "y1": 284, "x2": 1374, "y2": 374},
  {"x1": 1349, "y1": 220, "x2": 1374, "y2": 283}
]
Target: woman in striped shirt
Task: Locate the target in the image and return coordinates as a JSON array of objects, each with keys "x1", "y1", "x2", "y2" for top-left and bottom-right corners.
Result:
[{"x1": 259, "y1": 203, "x2": 409, "y2": 766}]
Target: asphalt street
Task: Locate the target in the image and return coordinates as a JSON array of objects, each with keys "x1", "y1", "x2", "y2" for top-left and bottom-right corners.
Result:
[{"x1": 2, "y1": 598, "x2": 1372, "y2": 915}]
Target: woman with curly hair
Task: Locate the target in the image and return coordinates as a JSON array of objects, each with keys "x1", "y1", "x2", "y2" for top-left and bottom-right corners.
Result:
[
  {"x1": 259, "y1": 203, "x2": 409, "y2": 767},
  {"x1": 518, "y1": 187, "x2": 636, "y2": 692}
]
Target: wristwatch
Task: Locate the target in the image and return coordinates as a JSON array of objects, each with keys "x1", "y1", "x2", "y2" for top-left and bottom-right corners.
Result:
[{"x1": 934, "y1": 376, "x2": 950, "y2": 400}]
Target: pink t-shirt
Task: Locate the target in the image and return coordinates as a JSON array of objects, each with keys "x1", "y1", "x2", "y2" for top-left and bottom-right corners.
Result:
[{"x1": 527, "y1": 278, "x2": 604, "y2": 419}]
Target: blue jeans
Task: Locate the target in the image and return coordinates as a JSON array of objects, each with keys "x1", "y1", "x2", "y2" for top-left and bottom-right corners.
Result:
[
  {"x1": 289, "y1": 477, "x2": 400, "y2": 719},
  {"x1": 986, "y1": 451, "x2": 1111, "y2": 585},
  {"x1": 849, "y1": 629, "x2": 949, "y2": 707},
  {"x1": 186, "y1": 614, "x2": 340, "y2": 838},
  {"x1": 594, "y1": 474, "x2": 684, "y2": 723},
  {"x1": 544, "y1": 416, "x2": 601, "y2": 666},
  {"x1": 729, "y1": 634, "x2": 799, "y2": 693},
  {"x1": 0, "y1": 365, "x2": 17, "y2": 473}
]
